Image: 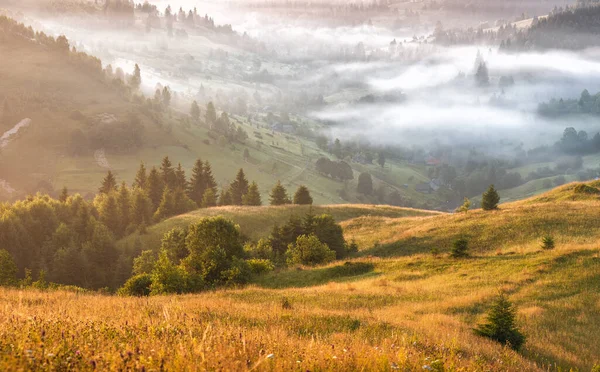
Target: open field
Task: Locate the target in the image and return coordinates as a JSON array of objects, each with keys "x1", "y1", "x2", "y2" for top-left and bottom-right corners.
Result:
[
  {"x1": 2, "y1": 242, "x2": 598, "y2": 370},
  {"x1": 3, "y1": 183, "x2": 600, "y2": 370}
]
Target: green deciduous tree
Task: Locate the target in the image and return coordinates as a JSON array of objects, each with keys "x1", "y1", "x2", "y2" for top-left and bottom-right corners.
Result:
[
  {"x1": 182, "y1": 217, "x2": 245, "y2": 285},
  {"x1": 357, "y1": 172, "x2": 373, "y2": 195},
  {"x1": 0, "y1": 249, "x2": 17, "y2": 286},
  {"x1": 286, "y1": 234, "x2": 336, "y2": 266}
]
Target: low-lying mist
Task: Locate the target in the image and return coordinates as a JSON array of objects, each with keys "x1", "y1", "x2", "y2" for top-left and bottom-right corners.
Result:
[{"x1": 13, "y1": 0, "x2": 600, "y2": 155}]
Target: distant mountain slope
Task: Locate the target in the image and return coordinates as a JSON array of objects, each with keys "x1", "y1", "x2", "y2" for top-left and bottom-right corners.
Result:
[{"x1": 503, "y1": 5, "x2": 600, "y2": 50}]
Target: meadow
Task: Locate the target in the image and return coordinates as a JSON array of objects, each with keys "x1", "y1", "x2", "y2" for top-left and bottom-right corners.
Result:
[{"x1": 2, "y1": 183, "x2": 600, "y2": 371}]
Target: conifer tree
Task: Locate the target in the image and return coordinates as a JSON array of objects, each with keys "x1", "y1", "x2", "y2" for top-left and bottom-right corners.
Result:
[
  {"x1": 146, "y1": 167, "x2": 164, "y2": 210},
  {"x1": 201, "y1": 188, "x2": 217, "y2": 208},
  {"x1": 230, "y1": 168, "x2": 249, "y2": 205},
  {"x1": 205, "y1": 101, "x2": 217, "y2": 126},
  {"x1": 218, "y1": 187, "x2": 233, "y2": 206},
  {"x1": 99, "y1": 171, "x2": 117, "y2": 194},
  {"x1": 131, "y1": 188, "x2": 153, "y2": 227},
  {"x1": 130, "y1": 63, "x2": 142, "y2": 89},
  {"x1": 475, "y1": 292, "x2": 525, "y2": 351},
  {"x1": 270, "y1": 180, "x2": 291, "y2": 206},
  {"x1": 117, "y1": 182, "x2": 131, "y2": 236},
  {"x1": 457, "y1": 197, "x2": 471, "y2": 213},
  {"x1": 242, "y1": 182, "x2": 262, "y2": 206},
  {"x1": 154, "y1": 187, "x2": 175, "y2": 221},
  {"x1": 133, "y1": 162, "x2": 147, "y2": 189},
  {"x1": 203, "y1": 161, "x2": 217, "y2": 193},
  {"x1": 190, "y1": 100, "x2": 200, "y2": 121},
  {"x1": 293, "y1": 185, "x2": 313, "y2": 205},
  {"x1": 482, "y1": 184, "x2": 500, "y2": 211},
  {"x1": 98, "y1": 194, "x2": 120, "y2": 236},
  {"x1": 175, "y1": 163, "x2": 187, "y2": 191},
  {"x1": 59, "y1": 186, "x2": 69, "y2": 203},
  {"x1": 188, "y1": 159, "x2": 206, "y2": 207},
  {"x1": 160, "y1": 156, "x2": 176, "y2": 190}
]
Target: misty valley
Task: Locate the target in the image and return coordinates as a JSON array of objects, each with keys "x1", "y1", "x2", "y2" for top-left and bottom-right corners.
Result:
[{"x1": 1, "y1": 0, "x2": 600, "y2": 371}]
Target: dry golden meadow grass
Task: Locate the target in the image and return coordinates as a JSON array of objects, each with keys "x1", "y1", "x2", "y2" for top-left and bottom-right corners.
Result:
[{"x1": 2, "y1": 184, "x2": 600, "y2": 371}]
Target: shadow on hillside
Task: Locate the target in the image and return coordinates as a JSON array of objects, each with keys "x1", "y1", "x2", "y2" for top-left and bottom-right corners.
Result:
[{"x1": 253, "y1": 262, "x2": 379, "y2": 289}]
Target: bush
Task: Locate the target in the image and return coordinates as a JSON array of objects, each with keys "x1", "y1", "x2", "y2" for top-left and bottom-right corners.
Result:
[
  {"x1": 247, "y1": 259, "x2": 275, "y2": 275},
  {"x1": 450, "y1": 238, "x2": 469, "y2": 258},
  {"x1": 573, "y1": 184, "x2": 600, "y2": 195},
  {"x1": 541, "y1": 236, "x2": 555, "y2": 250},
  {"x1": 286, "y1": 234, "x2": 336, "y2": 266},
  {"x1": 220, "y1": 257, "x2": 251, "y2": 286},
  {"x1": 119, "y1": 274, "x2": 153, "y2": 296},
  {"x1": 474, "y1": 292, "x2": 525, "y2": 351}
]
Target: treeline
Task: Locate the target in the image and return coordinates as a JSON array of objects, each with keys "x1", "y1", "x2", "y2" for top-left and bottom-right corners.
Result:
[
  {"x1": 0, "y1": 153, "x2": 316, "y2": 290},
  {"x1": 121, "y1": 210, "x2": 355, "y2": 296},
  {"x1": 538, "y1": 89, "x2": 600, "y2": 118},
  {"x1": 0, "y1": 16, "x2": 102, "y2": 76},
  {"x1": 501, "y1": 5, "x2": 600, "y2": 51}
]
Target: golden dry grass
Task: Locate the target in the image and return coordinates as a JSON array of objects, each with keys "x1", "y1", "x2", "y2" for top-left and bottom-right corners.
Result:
[{"x1": 2, "y1": 185, "x2": 600, "y2": 371}]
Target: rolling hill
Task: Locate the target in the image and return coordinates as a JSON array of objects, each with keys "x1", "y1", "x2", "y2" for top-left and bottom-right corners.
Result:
[
  {"x1": 117, "y1": 204, "x2": 440, "y2": 251},
  {"x1": 2, "y1": 182, "x2": 600, "y2": 370}
]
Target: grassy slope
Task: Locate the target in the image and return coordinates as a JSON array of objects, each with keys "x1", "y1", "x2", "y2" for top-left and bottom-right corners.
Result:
[
  {"x1": 4, "y1": 184, "x2": 600, "y2": 370},
  {"x1": 118, "y1": 204, "x2": 440, "y2": 250}
]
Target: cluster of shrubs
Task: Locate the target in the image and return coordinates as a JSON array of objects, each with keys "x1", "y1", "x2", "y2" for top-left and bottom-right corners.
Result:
[{"x1": 120, "y1": 212, "x2": 356, "y2": 296}]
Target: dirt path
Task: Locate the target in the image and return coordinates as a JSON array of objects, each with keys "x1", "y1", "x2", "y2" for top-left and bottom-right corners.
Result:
[{"x1": 1, "y1": 118, "x2": 31, "y2": 148}]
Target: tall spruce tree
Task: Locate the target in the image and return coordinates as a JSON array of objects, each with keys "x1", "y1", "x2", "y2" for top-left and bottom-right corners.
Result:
[
  {"x1": 269, "y1": 181, "x2": 291, "y2": 206},
  {"x1": 146, "y1": 167, "x2": 164, "y2": 210},
  {"x1": 203, "y1": 161, "x2": 217, "y2": 193},
  {"x1": 293, "y1": 185, "x2": 313, "y2": 205},
  {"x1": 175, "y1": 163, "x2": 187, "y2": 191},
  {"x1": 99, "y1": 171, "x2": 117, "y2": 194},
  {"x1": 188, "y1": 159, "x2": 206, "y2": 207},
  {"x1": 230, "y1": 168, "x2": 249, "y2": 205},
  {"x1": 160, "y1": 156, "x2": 177, "y2": 190},
  {"x1": 242, "y1": 182, "x2": 262, "y2": 206},
  {"x1": 133, "y1": 162, "x2": 147, "y2": 189},
  {"x1": 117, "y1": 182, "x2": 131, "y2": 237}
]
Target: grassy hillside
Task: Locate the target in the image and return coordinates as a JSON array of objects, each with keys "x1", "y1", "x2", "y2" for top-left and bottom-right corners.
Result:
[
  {"x1": 342, "y1": 182, "x2": 600, "y2": 256},
  {"x1": 118, "y1": 204, "x2": 440, "y2": 250},
  {"x1": 3, "y1": 184, "x2": 600, "y2": 370}
]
